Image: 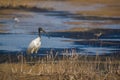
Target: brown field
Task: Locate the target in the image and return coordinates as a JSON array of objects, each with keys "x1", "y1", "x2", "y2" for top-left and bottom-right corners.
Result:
[
  {"x1": 0, "y1": 0, "x2": 120, "y2": 17},
  {"x1": 71, "y1": 0, "x2": 120, "y2": 17},
  {"x1": 0, "y1": 54, "x2": 120, "y2": 80},
  {"x1": 77, "y1": 7, "x2": 120, "y2": 17},
  {"x1": 71, "y1": 0, "x2": 119, "y2": 4}
]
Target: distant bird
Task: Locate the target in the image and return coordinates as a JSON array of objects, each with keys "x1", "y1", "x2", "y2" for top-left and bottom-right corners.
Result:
[
  {"x1": 14, "y1": 17, "x2": 20, "y2": 23},
  {"x1": 13, "y1": 17, "x2": 20, "y2": 28},
  {"x1": 94, "y1": 32, "x2": 102, "y2": 39},
  {"x1": 27, "y1": 27, "x2": 46, "y2": 54}
]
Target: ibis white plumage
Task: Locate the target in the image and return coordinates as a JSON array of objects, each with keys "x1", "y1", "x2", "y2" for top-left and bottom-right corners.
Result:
[{"x1": 27, "y1": 27, "x2": 46, "y2": 54}]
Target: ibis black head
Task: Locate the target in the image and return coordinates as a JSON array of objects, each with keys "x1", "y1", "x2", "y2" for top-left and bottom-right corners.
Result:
[{"x1": 38, "y1": 27, "x2": 46, "y2": 36}]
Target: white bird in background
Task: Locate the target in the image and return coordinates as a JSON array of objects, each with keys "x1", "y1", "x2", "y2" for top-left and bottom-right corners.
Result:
[
  {"x1": 13, "y1": 17, "x2": 20, "y2": 28},
  {"x1": 27, "y1": 27, "x2": 46, "y2": 54},
  {"x1": 14, "y1": 17, "x2": 20, "y2": 23}
]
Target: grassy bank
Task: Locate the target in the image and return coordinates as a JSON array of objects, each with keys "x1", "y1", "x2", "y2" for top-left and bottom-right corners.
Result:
[
  {"x1": 0, "y1": 0, "x2": 32, "y2": 7},
  {"x1": 0, "y1": 0, "x2": 120, "y2": 17},
  {"x1": 71, "y1": 0, "x2": 120, "y2": 17},
  {"x1": 0, "y1": 54, "x2": 120, "y2": 80},
  {"x1": 70, "y1": 0, "x2": 120, "y2": 4},
  {"x1": 0, "y1": 0, "x2": 53, "y2": 11}
]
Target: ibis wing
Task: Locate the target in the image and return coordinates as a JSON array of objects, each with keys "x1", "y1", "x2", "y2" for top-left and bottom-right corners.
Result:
[
  {"x1": 27, "y1": 37, "x2": 41, "y2": 54},
  {"x1": 27, "y1": 40, "x2": 36, "y2": 54}
]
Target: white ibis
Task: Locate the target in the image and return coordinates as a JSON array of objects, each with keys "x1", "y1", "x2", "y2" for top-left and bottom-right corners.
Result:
[{"x1": 27, "y1": 27, "x2": 46, "y2": 54}]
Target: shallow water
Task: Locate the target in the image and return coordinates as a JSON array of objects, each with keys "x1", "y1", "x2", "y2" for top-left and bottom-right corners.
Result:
[{"x1": 0, "y1": 33, "x2": 119, "y2": 55}]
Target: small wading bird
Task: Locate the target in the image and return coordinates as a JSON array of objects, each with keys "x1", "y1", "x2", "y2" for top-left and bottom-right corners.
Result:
[
  {"x1": 27, "y1": 27, "x2": 46, "y2": 54},
  {"x1": 94, "y1": 32, "x2": 102, "y2": 39}
]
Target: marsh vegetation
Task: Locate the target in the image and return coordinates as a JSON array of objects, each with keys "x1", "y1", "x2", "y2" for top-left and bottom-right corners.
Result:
[{"x1": 0, "y1": 53, "x2": 120, "y2": 80}]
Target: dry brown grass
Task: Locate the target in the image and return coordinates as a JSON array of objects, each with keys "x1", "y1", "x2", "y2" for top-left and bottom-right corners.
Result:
[
  {"x1": 72, "y1": 0, "x2": 120, "y2": 17},
  {"x1": 0, "y1": 0, "x2": 32, "y2": 7},
  {"x1": 70, "y1": 0, "x2": 120, "y2": 4},
  {"x1": 0, "y1": 0, "x2": 120, "y2": 17},
  {"x1": 77, "y1": 8, "x2": 120, "y2": 17},
  {"x1": 0, "y1": 53, "x2": 120, "y2": 80}
]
